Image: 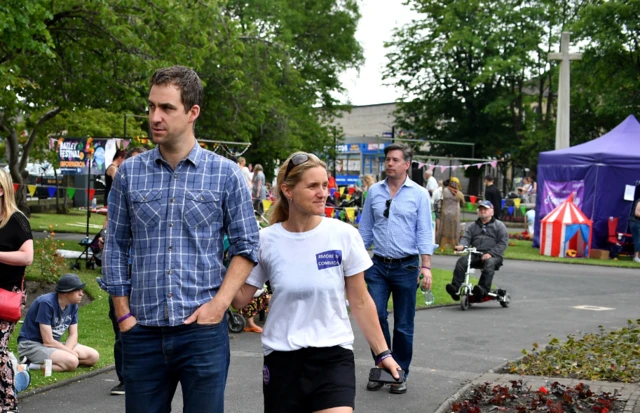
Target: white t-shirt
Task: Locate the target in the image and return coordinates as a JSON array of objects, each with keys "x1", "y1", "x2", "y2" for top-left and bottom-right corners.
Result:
[
  {"x1": 240, "y1": 166, "x2": 252, "y2": 188},
  {"x1": 246, "y1": 218, "x2": 373, "y2": 355},
  {"x1": 431, "y1": 186, "x2": 443, "y2": 208},
  {"x1": 425, "y1": 176, "x2": 438, "y2": 193},
  {"x1": 525, "y1": 209, "x2": 536, "y2": 235}
]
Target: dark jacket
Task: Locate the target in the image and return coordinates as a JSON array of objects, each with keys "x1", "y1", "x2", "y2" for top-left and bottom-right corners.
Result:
[
  {"x1": 460, "y1": 217, "x2": 509, "y2": 258},
  {"x1": 484, "y1": 184, "x2": 502, "y2": 218}
]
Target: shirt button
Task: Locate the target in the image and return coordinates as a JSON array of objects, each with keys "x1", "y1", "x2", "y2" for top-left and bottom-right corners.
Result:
[
  {"x1": 167, "y1": 293, "x2": 173, "y2": 298},
  {"x1": 170, "y1": 198, "x2": 175, "y2": 203},
  {"x1": 168, "y1": 270, "x2": 172, "y2": 275},
  {"x1": 170, "y1": 222, "x2": 174, "y2": 227},
  {"x1": 173, "y1": 174, "x2": 178, "y2": 179},
  {"x1": 168, "y1": 246, "x2": 172, "y2": 251}
]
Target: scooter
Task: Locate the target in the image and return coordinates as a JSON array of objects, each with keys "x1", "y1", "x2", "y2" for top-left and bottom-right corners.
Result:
[
  {"x1": 454, "y1": 247, "x2": 511, "y2": 311},
  {"x1": 227, "y1": 308, "x2": 246, "y2": 333}
]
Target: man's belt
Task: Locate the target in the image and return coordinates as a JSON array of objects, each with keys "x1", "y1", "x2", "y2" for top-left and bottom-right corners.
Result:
[{"x1": 373, "y1": 254, "x2": 418, "y2": 264}]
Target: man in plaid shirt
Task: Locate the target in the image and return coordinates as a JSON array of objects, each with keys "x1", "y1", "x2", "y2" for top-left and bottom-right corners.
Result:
[{"x1": 103, "y1": 65, "x2": 259, "y2": 413}]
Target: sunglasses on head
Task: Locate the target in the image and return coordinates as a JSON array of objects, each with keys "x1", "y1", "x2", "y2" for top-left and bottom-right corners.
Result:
[
  {"x1": 284, "y1": 153, "x2": 310, "y2": 180},
  {"x1": 383, "y1": 199, "x2": 392, "y2": 218}
]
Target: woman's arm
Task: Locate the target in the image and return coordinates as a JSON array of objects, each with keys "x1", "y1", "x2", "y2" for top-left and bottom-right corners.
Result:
[
  {"x1": 345, "y1": 273, "x2": 401, "y2": 376},
  {"x1": 231, "y1": 283, "x2": 260, "y2": 310},
  {"x1": 0, "y1": 239, "x2": 33, "y2": 266}
]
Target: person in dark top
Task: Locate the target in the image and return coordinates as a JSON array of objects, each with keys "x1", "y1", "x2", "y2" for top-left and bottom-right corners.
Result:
[
  {"x1": 0, "y1": 170, "x2": 34, "y2": 413},
  {"x1": 104, "y1": 150, "x2": 126, "y2": 205},
  {"x1": 484, "y1": 175, "x2": 502, "y2": 220}
]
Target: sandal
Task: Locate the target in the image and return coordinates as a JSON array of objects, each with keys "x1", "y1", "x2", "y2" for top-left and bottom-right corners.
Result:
[{"x1": 243, "y1": 326, "x2": 263, "y2": 333}]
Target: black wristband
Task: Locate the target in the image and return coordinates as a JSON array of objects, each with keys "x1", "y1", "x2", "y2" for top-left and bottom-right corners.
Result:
[{"x1": 375, "y1": 349, "x2": 392, "y2": 364}]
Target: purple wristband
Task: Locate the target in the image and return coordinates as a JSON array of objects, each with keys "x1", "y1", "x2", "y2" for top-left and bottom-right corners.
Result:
[
  {"x1": 376, "y1": 354, "x2": 392, "y2": 365},
  {"x1": 117, "y1": 312, "x2": 133, "y2": 324}
]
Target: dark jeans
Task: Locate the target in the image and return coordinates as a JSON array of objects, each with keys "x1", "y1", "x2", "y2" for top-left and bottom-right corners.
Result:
[
  {"x1": 452, "y1": 254, "x2": 503, "y2": 291},
  {"x1": 121, "y1": 321, "x2": 230, "y2": 413},
  {"x1": 364, "y1": 256, "x2": 419, "y2": 377},
  {"x1": 108, "y1": 296, "x2": 124, "y2": 383},
  {"x1": 630, "y1": 220, "x2": 640, "y2": 253}
]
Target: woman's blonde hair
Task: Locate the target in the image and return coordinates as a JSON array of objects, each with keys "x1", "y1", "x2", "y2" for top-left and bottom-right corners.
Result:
[
  {"x1": 362, "y1": 174, "x2": 376, "y2": 189},
  {"x1": 270, "y1": 152, "x2": 326, "y2": 224},
  {"x1": 0, "y1": 170, "x2": 21, "y2": 229}
]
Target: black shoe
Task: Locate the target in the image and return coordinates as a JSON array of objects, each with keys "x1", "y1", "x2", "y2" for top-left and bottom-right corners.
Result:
[
  {"x1": 389, "y1": 380, "x2": 407, "y2": 394},
  {"x1": 110, "y1": 382, "x2": 125, "y2": 395},
  {"x1": 19, "y1": 356, "x2": 28, "y2": 364},
  {"x1": 445, "y1": 284, "x2": 460, "y2": 301},
  {"x1": 366, "y1": 380, "x2": 384, "y2": 391},
  {"x1": 472, "y1": 285, "x2": 486, "y2": 299},
  {"x1": 497, "y1": 289, "x2": 507, "y2": 297}
]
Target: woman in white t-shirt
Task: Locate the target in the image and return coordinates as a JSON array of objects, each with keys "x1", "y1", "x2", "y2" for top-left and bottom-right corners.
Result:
[{"x1": 232, "y1": 152, "x2": 401, "y2": 413}]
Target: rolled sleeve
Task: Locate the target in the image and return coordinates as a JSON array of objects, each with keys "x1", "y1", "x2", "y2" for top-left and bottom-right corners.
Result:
[
  {"x1": 358, "y1": 193, "x2": 374, "y2": 249},
  {"x1": 103, "y1": 168, "x2": 132, "y2": 297},
  {"x1": 224, "y1": 166, "x2": 260, "y2": 264}
]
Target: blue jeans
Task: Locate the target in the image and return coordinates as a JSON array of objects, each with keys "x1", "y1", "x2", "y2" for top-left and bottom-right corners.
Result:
[
  {"x1": 365, "y1": 256, "x2": 419, "y2": 377},
  {"x1": 121, "y1": 320, "x2": 230, "y2": 413},
  {"x1": 630, "y1": 220, "x2": 640, "y2": 253}
]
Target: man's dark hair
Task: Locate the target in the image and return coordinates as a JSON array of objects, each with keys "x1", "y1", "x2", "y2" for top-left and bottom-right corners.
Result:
[
  {"x1": 443, "y1": 179, "x2": 450, "y2": 187},
  {"x1": 484, "y1": 175, "x2": 495, "y2": 182},
  {"x1": 384, "y1": 143, "x2": 413, "y2": 163},
  {"x1": 126, "y1": 147, "x2": 147, "y2": 159},
  {"x1": 150, "y1": 65, "x2": 203, "y2": 112},
  {"x1": 114, "y1": 150, "x2": 127, "y2": 160}
]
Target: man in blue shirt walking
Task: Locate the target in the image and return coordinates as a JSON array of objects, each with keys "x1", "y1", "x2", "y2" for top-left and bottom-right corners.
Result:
[
  {"x1": 358, "y1": 143, "x2": 435, "y2": 394},
  {"x1": 103, "y1": 66, "x2": 259, "y2": 413}
]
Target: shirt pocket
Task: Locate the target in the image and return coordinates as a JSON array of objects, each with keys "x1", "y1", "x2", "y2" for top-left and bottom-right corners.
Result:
[
  {"x1": 131, "y1": 189, "x2": 163, "y2": 227},
  {"x1": 184, "y1": 190, "x2": 221, "y2": 228}
]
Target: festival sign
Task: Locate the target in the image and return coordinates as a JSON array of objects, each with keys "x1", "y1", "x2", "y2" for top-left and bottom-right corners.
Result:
[
  {"x1": 540, "y1": 180, "x2": 585, "y2": 217},
  {"x1": 58, "y1": 138, "x2": 108, "y2": 175}
]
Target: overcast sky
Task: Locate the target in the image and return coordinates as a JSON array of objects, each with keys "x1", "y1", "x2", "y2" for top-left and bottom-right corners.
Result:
[{"x1": 338, "y1": 0, "x2": 421, "y2": 106}]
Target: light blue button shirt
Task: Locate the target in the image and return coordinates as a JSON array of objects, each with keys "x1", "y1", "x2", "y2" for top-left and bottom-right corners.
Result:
[{"x1": 358, "y1": 176, "x2": 435, "y2": 258}]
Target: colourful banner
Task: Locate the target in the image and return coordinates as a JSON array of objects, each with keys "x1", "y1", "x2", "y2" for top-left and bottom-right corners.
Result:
[
  {"x1": 345, "y1": 207, "x2": 356, "y2": 221},
  {"x1": 325, "y1": 207, "x2": 334, "y2": 218},
  {"x1": 86, "y1": 189, "x2": 96, "y2": 200},
  {"x1": 67, "y1": 188, "x2": 76, "y2": 200},
  {"x1": 57, "y1": 137, "x2": 108, "y2": 175},
  {"x1": 508, "y1": 206, "x2": 514, "y2": 215},
  {"x1": 467, "y1": 202, "x2": 473, "y2": 211},
  {"x1": 501, "y1": 199, "x2": 506, "y2": 209},
  {"x1": 513, "y1": 198, "x2": 521, "y2": 208},
  {"x1": 469, "y1": 195, "x2": 477, "y2": 204},
  {"x1": 330, "y1": 188, "x2": 336, "y2": 196},
  {"x1": 348, "y1": 187, "x2": 355, "y2": 195},
  {"x1": 520, "y1": 206, "x2": 527, "y2": 215},
  {"x1": 262, "y1": 200, "x2": 273, "y2": 211},
  {"x1": 47, "y1": 187, "x2": 57, "y2": 197},
  {"x1": 540, "y1": 180, "x2": 585, "y2": 217},
  {"x1": 339, "y1": 187, "x2": 345, "y2": 195},
  {"x1": 27, "y1": 185, "x2": 37, "y2": 196},
  {"x1": 13, "y1": 184, "x2": 18, "y2": 192}
]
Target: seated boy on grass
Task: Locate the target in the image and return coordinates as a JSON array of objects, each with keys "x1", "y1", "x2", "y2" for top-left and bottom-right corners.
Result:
[{"x1": 17, "y1": 273, "x2": 99, "y2": 372}]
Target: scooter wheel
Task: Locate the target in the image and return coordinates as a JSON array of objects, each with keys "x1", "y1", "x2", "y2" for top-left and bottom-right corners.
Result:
[
  {"x1": 228, "y1": 312, "x2": 246, "y2": 333},
  {"x1": 460, "y1": 294, "x2": 469, "y2": 311},
  {"x1": 500, "y1": 293, "x2": 510, "y2": 308}
]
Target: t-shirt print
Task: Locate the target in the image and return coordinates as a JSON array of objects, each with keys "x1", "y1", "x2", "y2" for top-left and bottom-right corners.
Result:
[{"x1": 315, "y1": 250, "x2": 343, "y2": 270}]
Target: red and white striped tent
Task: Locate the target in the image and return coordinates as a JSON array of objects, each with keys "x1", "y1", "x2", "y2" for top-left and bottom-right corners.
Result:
[{"x1": 540, "y1": 192, "x2": 592, "y2": 258}]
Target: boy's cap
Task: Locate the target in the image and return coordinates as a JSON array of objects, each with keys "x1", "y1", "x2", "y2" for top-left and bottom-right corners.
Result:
[
  {"x1": 478, "y1": 200, "x2": 494, "y2": 209},
  {"x1": 56, "y1": 274, "x2": 86, "y2": 293}
]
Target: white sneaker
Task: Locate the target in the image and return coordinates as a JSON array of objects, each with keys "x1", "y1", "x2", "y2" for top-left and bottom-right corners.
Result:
[{"x1": 634, "y1": 257, "x2": 640, "y2": 263}]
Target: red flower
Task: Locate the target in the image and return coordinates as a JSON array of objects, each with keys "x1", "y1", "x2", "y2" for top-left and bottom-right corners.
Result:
[{"x1": 539, "y1": 386, "x2": 548, "y2": 394}]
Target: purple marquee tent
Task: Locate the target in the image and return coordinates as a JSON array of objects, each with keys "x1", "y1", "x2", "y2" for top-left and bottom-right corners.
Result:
[{"x1": 534, "y1": 115, "x2": 640, "y2": 250}]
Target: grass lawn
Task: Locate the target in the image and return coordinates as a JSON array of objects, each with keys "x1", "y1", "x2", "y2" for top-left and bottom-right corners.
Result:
[{"x1": 29, "y1": 210, "x2": 106, "y2": 234}]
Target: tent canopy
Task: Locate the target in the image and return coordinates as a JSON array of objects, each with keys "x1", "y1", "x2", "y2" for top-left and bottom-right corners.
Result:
[
  {"x1": 540, "y1": 193, "x2": 592, "y2": 257},
  {"x1": 535, "y1": 115, "x2": 640, "y2": 249}
]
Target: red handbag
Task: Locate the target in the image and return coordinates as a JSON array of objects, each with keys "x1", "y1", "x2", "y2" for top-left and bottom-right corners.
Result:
[{"x1": 0, "y1": 280, "x2": 24, "y2": 323}]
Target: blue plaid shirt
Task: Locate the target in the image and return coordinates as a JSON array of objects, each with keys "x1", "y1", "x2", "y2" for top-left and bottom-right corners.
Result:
[
  {"x1": 358, "y1": 176, "x2": 436, "y2": 258},
  {"x1": 103, "y1": 144, "x2": 259, "y2": 326}
]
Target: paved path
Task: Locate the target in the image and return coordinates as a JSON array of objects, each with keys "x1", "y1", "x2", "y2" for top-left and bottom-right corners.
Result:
[{"x1": 18, "y1": 257, "x2": 640, "y2": 412}]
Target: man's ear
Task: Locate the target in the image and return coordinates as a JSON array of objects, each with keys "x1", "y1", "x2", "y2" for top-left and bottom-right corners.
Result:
[{"x1": 188, "y1": 104, "x2": 200, "y2": 124}]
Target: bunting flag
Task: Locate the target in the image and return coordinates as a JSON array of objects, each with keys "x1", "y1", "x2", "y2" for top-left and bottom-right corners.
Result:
[
  {"x1": 475, "y1": 163, "x2": 483, "y2": 169},
  {"x1": 440, "y1": 165, "x2": 447, "y2": 173},
  {"x1": 339, "y1": 187, "x2": 345, "y2": 195},
  {"x1": 520, "y1": 206, "x2": 527, "y2": 215},
  {"x1": 513, "y1": 198, "x2": 521, "y2": 208},
  {"x1": 418, "y1": 160, "x2": 499, "y2": 172},
  {"x1": 508, "y1": 206, "x2": 514, "y2": 215},
  {"x1": 467, "y1": 202, "x2": 473, "y2": 211},
  {"x1": 490, "y1": 160, "x2": 498, "y2": 168},
  {"x1": 345, "y1": 194, "x2": 351, "y2": 201},
  {"x1": 13, "y1": 184, "x2": 19, "y2": 192},
  {"x1": 417, "y1": 162, "x2": 425, "y2": 169},
  {"x1": 47, "y1": 187, "x2": 57, "y2": 197},
  {"x1": 451, "y1": 165, "x2": 458, "y2": 171},
  {"x1": 67, "y1": 188, "x2": 76, "y2": 200},
  {"x1": 501, "y1": 199, "x2": 506, "y2": 209},
  {"x1": 325, "y1": 207, "x2": 334, "y2": 218},
  {"x1": 345, "y1": 207, "x2": 356, "y2": 221},
  {"x1": 348, "y1": 187, "x2": 355, "y2": 195},
  {"x1": 330, "y1": 188, "x2": 336, "y2": 196},
  {"x1": 463, "y1": 164, "x2": 470, "y2": 170},
  {"x1": 469, "y1": 195, "x2": 477, "y2": 204},
  {"x1": 86, "y1": 189, "x2": 96, "y2": 200},
  {"x1": 262, "y1": 200, "x2": 273, "y2": 211},
  {"x1": 428, "y1": 165, "x2": 435, "y2": 173},
  {"x1": 27, "y1": 185, "x2": 37, "y2": 197}
]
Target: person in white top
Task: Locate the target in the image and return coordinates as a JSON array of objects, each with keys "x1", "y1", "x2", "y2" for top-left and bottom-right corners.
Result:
[
  {"x1": 233, "y1": 152, "x2": 401, "y2": 413},
  {"x1": 424, "y1": 169, "x2": 438, "y2": 196},
  {"x1": 238, "y1": 156, "x2": 252, "y2": 188}
]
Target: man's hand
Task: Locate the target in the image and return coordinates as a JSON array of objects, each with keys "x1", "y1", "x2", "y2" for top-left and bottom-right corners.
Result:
[
  {"x1": 482, "y1": 253, "x2": 492, "y2": 261},
  {"x1": 119, "y1": 316, "x2": 137, "y2": 333},
  {"x1": 454, "y1": 245, "x2": 464, "y2": 251},
  {"x1": 418, "y1": 268, "x2": 432, "y2": 290},
  {"x1": 184, "y1": 298, "x2": 226, "y2": 325}
]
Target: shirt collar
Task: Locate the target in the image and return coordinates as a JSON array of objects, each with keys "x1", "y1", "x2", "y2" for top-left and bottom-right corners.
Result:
[
  {"x1": 152, "y1": 140, "x2": 202, "y2": 168},
  {"x1": 382, "y1": 175, "x2": 415, "y2": 189}
]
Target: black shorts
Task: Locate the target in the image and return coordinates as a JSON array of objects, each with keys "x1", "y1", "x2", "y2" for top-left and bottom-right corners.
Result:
[{"x1": 263, "y1": 346, "x2": 356, "y2": 413}]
